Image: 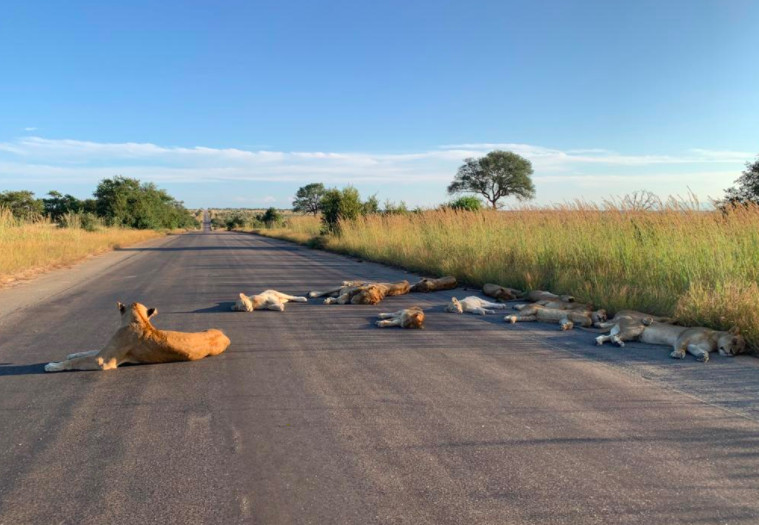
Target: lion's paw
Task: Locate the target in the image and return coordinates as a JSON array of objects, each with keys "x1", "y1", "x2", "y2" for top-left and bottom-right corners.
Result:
[
  {"x1": 670, "y1": 350, "x2": 686, "y2": 360},
  {"x1": 44, "y1": 362, "x2": 64, "y2": 373}
]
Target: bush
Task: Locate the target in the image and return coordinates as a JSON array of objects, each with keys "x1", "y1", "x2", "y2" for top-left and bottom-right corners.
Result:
[
  {"x1": 320, "y1": 187, "x2": 364, "y2": 233},
  {"x1": 446, "y1": 196, "x2": 483, "y2": 212}
]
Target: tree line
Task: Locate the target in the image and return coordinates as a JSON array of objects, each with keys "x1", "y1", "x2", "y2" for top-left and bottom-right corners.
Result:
[{"x1": 0, "y1": 176, "x2": 197, "y2": 230}]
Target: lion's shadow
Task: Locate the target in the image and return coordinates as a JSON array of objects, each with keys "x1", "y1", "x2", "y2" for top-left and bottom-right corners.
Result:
[{"x1": 0, "y1": 362, "x2": 47, "y2": 376}]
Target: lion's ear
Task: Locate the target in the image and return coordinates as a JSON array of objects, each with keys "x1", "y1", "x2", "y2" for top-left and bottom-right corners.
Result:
[
  {"x1": 239, "y1": 293, "x2": 247, "y2": 300},
  {"x1": 729, "y1": 326, "x2": 741, "y2": 335},
  {"x1": 147, "y1": 307, "x2": 158, "y2": 318},
  {"x1": 117, "y1": 302, "x2": 126, "y2": 314}
]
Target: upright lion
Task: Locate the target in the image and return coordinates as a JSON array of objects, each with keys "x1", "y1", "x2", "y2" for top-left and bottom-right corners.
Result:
[{"x1": 45, "y1": 302, "x2": 231, "y2": 372}]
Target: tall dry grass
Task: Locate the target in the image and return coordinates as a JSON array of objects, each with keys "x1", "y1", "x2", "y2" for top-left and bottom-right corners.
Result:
[
  {"x1": 259, "y1": 204, "x2": 759, "y2": 349},
  {"x1": 0, "y1": 209, "x2": 164, "y2": 286}
]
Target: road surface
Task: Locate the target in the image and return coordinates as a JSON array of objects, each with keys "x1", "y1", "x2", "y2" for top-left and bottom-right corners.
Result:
[{"x1": 1, "y1": 230, "x2": 758, "y2": 524}]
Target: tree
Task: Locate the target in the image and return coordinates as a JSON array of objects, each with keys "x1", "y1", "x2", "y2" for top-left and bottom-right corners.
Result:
[
  {"x1": 362, "y1": 194, "x2": 380, "y2": 215},
  {"x1": 43, "y1": 191, "x2": 84, "y2": 222},
  {"x1": 723, "y1": 156, "x2": 759, "y2": 205},
  {"x1": 447, "y1": 150, "x2": 536, "y2": 209},
  {"x1": 0, "y1": 190, "x2": 44, "y2": 220},
  {"x1": 292, "y1": 183, "x2": 326, "y2": 215},
  {"x1": 260, "y1": 207, "x2": 283, "y2": 227}
]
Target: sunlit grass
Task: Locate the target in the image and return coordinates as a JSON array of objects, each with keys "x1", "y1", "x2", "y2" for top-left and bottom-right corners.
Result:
[
  {"x1": 0, "y1": 210, "x2": 164, "y2": 285},
  {"x1": 259, "y1": 204, "x2": 759, "y2": 349}
]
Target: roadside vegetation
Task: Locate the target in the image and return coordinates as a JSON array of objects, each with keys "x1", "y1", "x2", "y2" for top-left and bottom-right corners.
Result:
[
  {"x1": 254, "y1": 151, "x2": 759, "y2": 350},
  {"x1": 0, "y1": 176, "x2": 197, "y2": 286}
]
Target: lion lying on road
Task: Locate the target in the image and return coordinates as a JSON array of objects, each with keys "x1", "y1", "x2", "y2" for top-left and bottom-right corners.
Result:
[
  {"x1": 505, "y1": 304, "x2": 605, "y2": 330},
  {"x1": 482, "y1": 283, "x2": 523, "y2": 302},
  {"x1": 45, "y1": 302, "x2": 231, "y2": 372},
  {"x1": 523, "y1": 290, "x2": 575, "y2": 303},
  {"x1": 232, "y1": 290, "x2": 307, "y2": 312},
  {"x1": 410, "y1": 276, "x2": 457, "y2": 293},
  {"x1": 323, "y1": 281, "x2": 410, "y2": 305},
  {"x1": 308, "y1": 280, "x2": 367, "y2": 299},
  {"x1": 376, "y1": 306, "x2": 425, "y2": 328},
  {"x1": 593, "y1": 310, "x2": 673, "y2": 329},
  {"x1": 595, "y1": 315, "x2": 746, "y2": 362},
  {"x1": 445, "y1": 296, "x2": 512, "y2": 315}
]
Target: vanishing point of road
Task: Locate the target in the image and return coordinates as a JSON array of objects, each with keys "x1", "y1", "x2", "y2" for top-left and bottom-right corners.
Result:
[{"x1": 1, "y1": 228, "x2": 758, "y2": 524}]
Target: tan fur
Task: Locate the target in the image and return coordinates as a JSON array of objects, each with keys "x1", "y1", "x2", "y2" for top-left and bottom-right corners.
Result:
[
  {"x1": 232, "y1": 289, "x2": 307, "y2": 312},
  {"x1": 672, "y1": 327, "x2": 746, "y2": 362},
  {"x1": 410, "y1": 276, "x2": 457, "y2": 293},
  {"x1": 376, "y1": 306, "x2": 425, "y2": 328},
  {"x1": 524, "y1": 290, "x2": 575, "y2": 303},
  {"x1": 594, "y1": 309, "x2": 672, "y2": 329},
  {"x1": 445, "y1": 296, "x2": 512, "y2": 315},
  {"x1": 308, "y1": 280, "x2": 367, "y2": 298},
  {"x1": 482, "y1": 283, "x2": 523, "y2": 302},
  {"x1": 324, "y1": 281, "x2": 410, "y2": 305},
  {"x1": 45, "y1": 302, "x2": 231, "y2": 372},
  {"x1": 510, "y1": 303, "x2": 606, "y2": 326},
  {"x1": 505, "y1": 305, "x2": 600, "y2": 330}
]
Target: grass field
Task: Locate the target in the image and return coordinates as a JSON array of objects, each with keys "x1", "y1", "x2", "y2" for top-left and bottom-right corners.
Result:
[
  {"x1": 258, "y1": 204, "x2": 759, "y2": 350},
  {"x1": 0, "y1": 210, "x2": 165, "y2": 286}
]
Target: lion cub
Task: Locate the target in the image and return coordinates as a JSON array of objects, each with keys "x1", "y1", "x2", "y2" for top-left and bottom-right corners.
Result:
[
  {"x1": 232, "y1": 290, "x2": 308, "y2": 312},
  {"x1": 376, "y1": 307, "x2": 425, "y2": 328},
  {"x1": 45, "y1": 302, "x2": 231, "y2": 372}
]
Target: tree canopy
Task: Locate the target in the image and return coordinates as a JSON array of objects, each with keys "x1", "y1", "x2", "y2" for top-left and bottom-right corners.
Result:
[
  {"x1": 723, "y1": 156, "x2": 759, "y2": 205},
  {"x1": 292, "y1": 183, "x2": 326, "y2": 215},
  {"x1": 447, "y1": 150, "x2": 536, "y2": 209}
]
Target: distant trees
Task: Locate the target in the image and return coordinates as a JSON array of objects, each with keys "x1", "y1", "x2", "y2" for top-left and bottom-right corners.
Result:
[
  {"x1": 448, "y1": 150, "x2": 535, "y2": 209},
  {"x1": 723, "y1": 156, "x2": 759, "y2": 205},
  {"x1": 258, "y1": 207, "x2": 283, "y2": 227},
  {"x1": 292, "y1": 183, "x2": 326, "y2": 215},
  {"x1": 94, "y1": 176, "x2": 197, "y2": 229},
  {"x1": 0, "y1": 190, "x2": 44, "y2": 220}
]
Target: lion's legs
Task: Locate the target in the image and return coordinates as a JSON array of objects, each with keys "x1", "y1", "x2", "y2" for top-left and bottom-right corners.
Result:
[
  {"x1": 45, "y1": 354, "x2": 119, "y2": 372},
  {"x1": 505, "y1": 314, "x2": 537, "y2": 324},
  {"x1": 263, "y1": 302, "x2": 286, "y2": 312},
  {"x1": 376, "y1": 318, "x2": 401, "y2": 328},
  {"x1": 687, "y1": 343, "x2": 712, "y2": 363},
  {"x1": 481, "y1": 300, "x2": 509, "y2": 310},
  {"x1": 272, "y1": 292, "x2": 308, "y2": 303},
  {"x1": 66, "y1": 350, "x2": 99, "y2": 360},
  {"x1": 377, "y1": 310, "x2": 403, "y2": 319},
  {"x1": 670, "y1": 341, "x2": 688, "y2": 360},
  {"x1": 596, "y1": 334, "x2": 613, "y2": 346}
]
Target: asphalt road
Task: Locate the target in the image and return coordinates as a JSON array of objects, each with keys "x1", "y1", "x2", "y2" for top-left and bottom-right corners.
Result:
[{"x1": 1, "y1": 230, "x2": 759, "y2": 525}]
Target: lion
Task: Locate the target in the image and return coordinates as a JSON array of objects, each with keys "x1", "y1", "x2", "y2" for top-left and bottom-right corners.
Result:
[
  {"x1": 410, "y1": 276, "x2": 457, "y2": 293},
  {"x1": 232, "y1": 290, "x2": 308, "y2": 312},
  {"x1": 505, "y1": 304, "x2": 605, "y2": 330},
  {"x1": 324, "y1": 281, "x2": 410, "y2": 305},
  {"x1": 593, "y1": 309, "x2": 673, "y2": 329},
  {"x1": 44, "y1": 302, "x2": 231, "y2": 372},
  {"x1": 375, "y1": 306, "x2": 425, "y2": 329},
  {"x1": 523, "y1": 290, "x2": 575, "y2": 303},
  {"x1": 482, "y1": 283, "x2": 523, "y2": 302},
  {"x1": 672, "y1": 327, "x2": 746, "y2": 362},
  {"x1": 445, "y1": 296, "x2": 512, "y2": 315},
  {"x1": 307, "y1": 280, "x2": 368, "y2": 298}
]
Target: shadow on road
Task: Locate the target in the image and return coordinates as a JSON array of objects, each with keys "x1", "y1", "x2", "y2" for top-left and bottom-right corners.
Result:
[
  {"x1": 184, "y1": 302, "x2": 236, "y2": 313},
  {"x1": 0, "y1": 362, "x2": 47, "y2": 376},
  {"x1": 115, "y1": 245, "x2": 298, "y2": 252}
]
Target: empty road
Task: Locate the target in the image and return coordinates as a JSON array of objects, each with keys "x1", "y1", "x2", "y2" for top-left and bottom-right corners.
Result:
[{"x1": 1, "y1": 230, "x2": 758, "y2": 524}]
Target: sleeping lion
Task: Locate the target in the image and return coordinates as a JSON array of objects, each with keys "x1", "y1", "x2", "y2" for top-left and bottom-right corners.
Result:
[
  {"x1": 232, "y1": 289, "x2": 308, "y2": 312},
  {"x1": 45, "y1": 302, "x2": 231, "y2": 372},
  {"x1": 375, "y1": 306, "x2": 425, "y2": 329},
  {"x1": 323, "y1": 281, "x2": 410, "y2": 305}
]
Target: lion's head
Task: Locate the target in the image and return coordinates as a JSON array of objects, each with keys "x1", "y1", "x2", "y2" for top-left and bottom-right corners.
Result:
[
  {"x1": 404, "y1": 307, "x2": 425, "y2": 329},
  {"x1": 232, "y1": 293, "x2": 254, "y2": 312},
  {"x1": 718, "y1": 327, "x2": 747, "y2": 356},
  {"x1": 352, "y1": 284, "x2": 385, "y2": 305},
  {"x1": 445, "y1": 297, "x2": 463, "y2": 314},
  {"x1": 118, "y1": 302, "x2": 157, "y2": 326}
]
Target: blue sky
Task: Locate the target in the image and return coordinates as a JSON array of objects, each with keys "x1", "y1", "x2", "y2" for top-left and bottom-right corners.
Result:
[{"x1": 1, "y1": 0, "x2": 757, "y2": 208}]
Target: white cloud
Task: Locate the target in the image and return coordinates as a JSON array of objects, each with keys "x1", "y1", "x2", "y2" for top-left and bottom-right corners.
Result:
[
  {"x1": 0, "y1": 136, "x2": 751, "y2": 205},
  {"x1": 23, "y1": 127, "x2": 37, "y2": 132}
]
